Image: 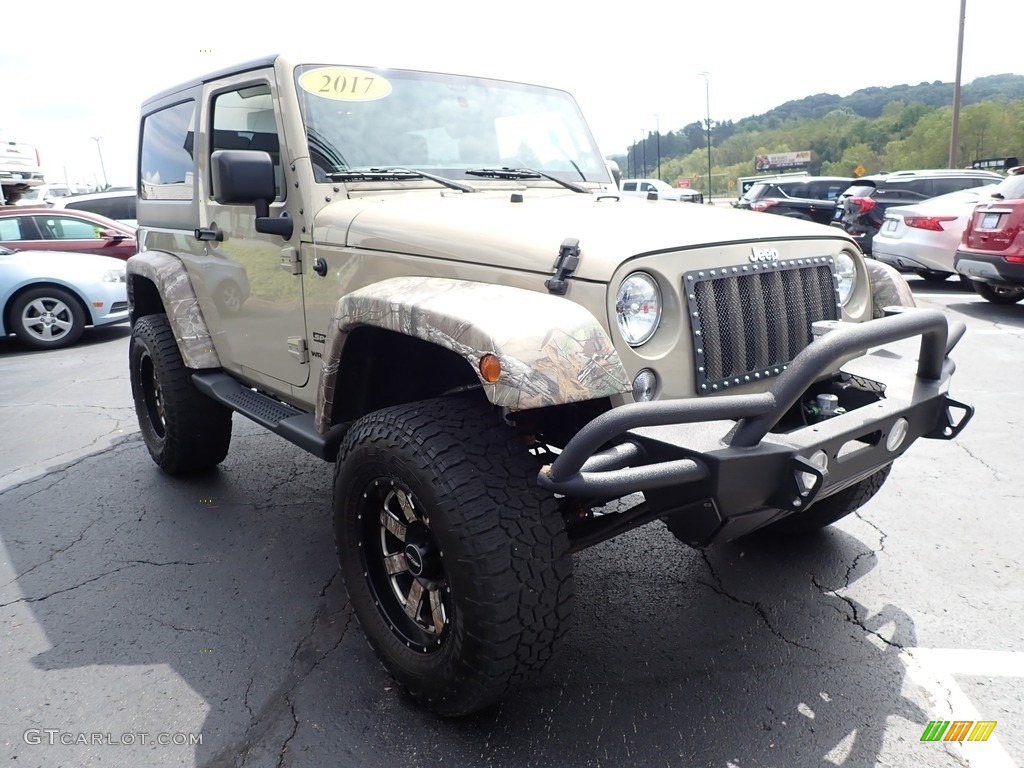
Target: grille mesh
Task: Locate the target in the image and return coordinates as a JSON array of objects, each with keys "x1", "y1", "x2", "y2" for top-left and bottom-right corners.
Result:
[{"x1": 687, "y1": 262, "x2": 839, "y2": 392}]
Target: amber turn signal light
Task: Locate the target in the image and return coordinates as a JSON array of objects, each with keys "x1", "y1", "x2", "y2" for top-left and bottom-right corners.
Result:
[{"x1": 479, "y1": 354, "x2": 501, "y2": 383}]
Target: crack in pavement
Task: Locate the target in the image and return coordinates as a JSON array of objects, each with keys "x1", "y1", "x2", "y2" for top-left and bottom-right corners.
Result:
[
  {"x1": 0, "y1": 515, "x2": 104, "y2": 592},
  {"x1": 276, "y1": 699, "x2": 299, "y2": 768},
  {"x1": 845, "y1": 511, "x2": 886, "y2": 588},
  {"x1": 202, "y1": 571, "x2": 352, "y2": 768},
  {"x1": 954, "y1": 441, "x2": 1002, "y2": 481},
  {"x1": 697, "y1": 550, "x2": 815, "y2": 652},
  {"x1": 0, "y1": 560, "x2": 207, "y2": 609},
  {"x1": 0, "y1": 433, "x2": 142, "y2": 496}
]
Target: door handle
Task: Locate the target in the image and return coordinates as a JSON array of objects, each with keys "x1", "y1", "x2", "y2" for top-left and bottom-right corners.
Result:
[{"x1": 194, "y1": 224, "x2": 223, "y2": 242}]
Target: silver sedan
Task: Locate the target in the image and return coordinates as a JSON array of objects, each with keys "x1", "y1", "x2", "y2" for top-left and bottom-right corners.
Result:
[{"x1": 0, "y1": 246, "x2": 129, "y2": 349}]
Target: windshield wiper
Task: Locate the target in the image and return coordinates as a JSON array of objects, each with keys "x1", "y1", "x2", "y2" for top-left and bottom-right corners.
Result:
[
  {"x1": 326, "y1": 167, "x2": 477, "y2": 193},
  {"x1": 465, "y1": 167, "x2": 591, "y2": 194}
]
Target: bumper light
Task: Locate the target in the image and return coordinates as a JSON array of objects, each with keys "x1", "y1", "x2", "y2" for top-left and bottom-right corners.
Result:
[{"x1": 886, "y1": 418, "x2": 909, "y2": 452}]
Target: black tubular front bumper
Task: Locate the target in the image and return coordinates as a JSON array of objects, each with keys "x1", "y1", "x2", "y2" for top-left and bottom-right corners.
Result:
[{"x1": 537, "y1": 309, "x2": 974, "y2": 547}]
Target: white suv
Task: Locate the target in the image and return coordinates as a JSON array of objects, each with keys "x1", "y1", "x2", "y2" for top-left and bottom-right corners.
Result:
[{"x1": 51, "y1": 189, "x2": 136, "y2": 226}]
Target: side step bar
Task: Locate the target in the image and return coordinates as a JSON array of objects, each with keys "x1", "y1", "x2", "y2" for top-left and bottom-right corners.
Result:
[{"x1": 191, "y1": 372, "x2": 347, "y2": 461}]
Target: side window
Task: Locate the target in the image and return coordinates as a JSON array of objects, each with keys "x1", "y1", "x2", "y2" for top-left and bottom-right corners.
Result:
[
  {"x1": 639, "y1": 182, "x2": 654, "y2": 192},
  {"x1": 140, "y1": 100, "x2": 196, "y2": 200},
  {"x1": 0, "y1": 218, "x2": 24, "y2": 240},
  {"x1": 68, "y1": 199, "x2": 114, "y2": 218},
  {"x1": 934, "y1": 177, "x2": 982, "y2": 196},
  {"x1": 622, "y1": 182, "x2": 637, "y2": 192},
  {"x1": 35, "y1": 216, "x2": 104, "y2": 240},
  {"x1": 211, "y1": 84, "x2": 283, "y2": 200}
]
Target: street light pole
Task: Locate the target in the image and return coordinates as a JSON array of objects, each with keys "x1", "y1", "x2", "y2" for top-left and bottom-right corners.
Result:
[
  {"x1": 655, "y1": 114, "x2": 661, "y2": 182},
  {"x1": 641, "y1": 130, "x2": 647, "y2": 178},
  {"x1": 699, "y1": 72, "x2": 712, "y2": 201},
  {"x1": 948, "y1": 0, "x2": 967, "y2": 168},
  {"x1": 90, "y1": 136, "x2": 109, "y2": 190}
]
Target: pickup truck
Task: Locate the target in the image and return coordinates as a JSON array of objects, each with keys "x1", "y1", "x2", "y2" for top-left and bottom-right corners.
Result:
[
  {"x1": 126, "y1": 55, "x2": 973, "y2": 716},
  {"x1": 0, "y1": 138, "x2": 45, "y2": 205},
  {"x1": 619, "y1": 177, "x2": 703, "y2": 203}
]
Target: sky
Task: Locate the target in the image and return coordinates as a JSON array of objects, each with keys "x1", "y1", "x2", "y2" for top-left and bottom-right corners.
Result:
[{"x1": 3, "y1": 0, "x2": 1023, "y2": 188}]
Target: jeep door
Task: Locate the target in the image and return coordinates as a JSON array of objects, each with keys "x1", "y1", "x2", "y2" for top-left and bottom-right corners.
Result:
[{"x1": 196, "y1": 70, "x2": 309, "y2": 389}]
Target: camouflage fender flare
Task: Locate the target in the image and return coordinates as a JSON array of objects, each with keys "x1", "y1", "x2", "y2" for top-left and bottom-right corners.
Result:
[
  {"x1": 126, "y1": 252, "x2": 221, "y2": 369},
  {"x1": 864, "y1": 259, "x2": 917, "y2": 319},
  {"x1": 316, "y1": 276, "x2": 631, "y2": 432}
]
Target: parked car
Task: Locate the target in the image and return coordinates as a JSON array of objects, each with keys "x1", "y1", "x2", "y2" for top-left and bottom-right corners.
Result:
[
  {"x1": 0, "y1": 208, "x2": 137, "y2": 260},
  {"x1": 0, "y1": 138, "x2": 45, "y2": 206},
  {"x1": 833, "y1": 169, "x2": 1003, "y2": 253},
  {"x1": 620, "y1": 178, "x2": 703, "y2": 203},
  {"x1": 955, "y1": 180, "x2": 1024, "y2": 304},
  {"x1": 871, "y1": 183, "x2": 1002, "y2": 282},
  {"x1": 736, "y1": 176, "x2": 853, "y2": 226},
  {"x1": 0, "y1": 246, "x2": 129, "y2": 348},
  {"x1": 12, "y1": 183, "x2": 79, "y2": 207},
  {"x1": 52, "y1": 189, "x2": 137, "y2": 227}
]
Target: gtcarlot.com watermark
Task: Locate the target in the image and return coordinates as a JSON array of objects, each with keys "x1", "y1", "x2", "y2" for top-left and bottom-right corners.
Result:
[{"x1": 24, "y1": 729, "x2": 202, "y2": 746}]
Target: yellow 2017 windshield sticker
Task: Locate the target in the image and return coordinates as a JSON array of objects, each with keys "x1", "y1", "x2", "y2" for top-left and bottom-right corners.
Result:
[{"x1": 298, "y1": 67, "x2": 392, "y2": 102}]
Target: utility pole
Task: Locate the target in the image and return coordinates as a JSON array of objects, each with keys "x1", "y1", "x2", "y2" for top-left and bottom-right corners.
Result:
[
  {"x1": 699, "y1": 72, "x2": 712, "y2": 201},
  {"x1": 655, "y1": 115, "x2": 661, "y2": 182},
  {"x1": 91, "y1": 136, "x2": 109, "y2": 189},
  {"x1": 641, "y1": 130, "x2": 647, "y2": 178},
  {"x1": 948, "y1": 0, "x2": 967, "y2": 168}
]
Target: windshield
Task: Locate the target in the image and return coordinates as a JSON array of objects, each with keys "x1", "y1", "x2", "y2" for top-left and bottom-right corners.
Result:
[{"x1": 293, "y1": 65, "x2": 610, "y2": 185}]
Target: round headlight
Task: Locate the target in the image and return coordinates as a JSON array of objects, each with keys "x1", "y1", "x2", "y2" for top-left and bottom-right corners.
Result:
[
  {"x1": 615, "y1": 272, "x2": 662, "y2": 346},
  {"x1": 834, "y1": 252, "x2": 858, "y2": 306}
]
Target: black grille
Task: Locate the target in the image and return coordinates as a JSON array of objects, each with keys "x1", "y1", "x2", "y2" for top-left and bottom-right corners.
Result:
[{"x1": 685, "y1": 260, "x2": 840, "y2": 393}]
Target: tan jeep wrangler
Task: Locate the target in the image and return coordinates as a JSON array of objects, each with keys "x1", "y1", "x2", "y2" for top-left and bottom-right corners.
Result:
[{"x1": 127, "y1": 55, "x2": 973, "y2": 717}]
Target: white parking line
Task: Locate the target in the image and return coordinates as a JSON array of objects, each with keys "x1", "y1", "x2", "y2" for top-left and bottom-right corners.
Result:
[{"x1": 901, "y1": 648, "x2": 1020, "y2": 768}]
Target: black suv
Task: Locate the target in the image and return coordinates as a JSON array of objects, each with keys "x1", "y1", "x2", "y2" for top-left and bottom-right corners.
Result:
[
  {"x1": 737, "y1": 176, "x2": 853, "y2": 226},
  {"x1": 833, "y1": 169, "x2": 1002, "y2": 253}
]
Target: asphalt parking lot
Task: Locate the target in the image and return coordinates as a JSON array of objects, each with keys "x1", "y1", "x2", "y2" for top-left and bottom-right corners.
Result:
[{"x1": 1, "y1": 277, "x2": 1022, "y2": 768}]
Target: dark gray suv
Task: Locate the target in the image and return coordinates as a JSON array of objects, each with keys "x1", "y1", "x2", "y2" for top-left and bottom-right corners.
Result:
[{"x1": 833, "y1": 169, "x2": 1002, "y2": 253}]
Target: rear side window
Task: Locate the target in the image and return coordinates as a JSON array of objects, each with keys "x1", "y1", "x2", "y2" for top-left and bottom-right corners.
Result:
[
  {"x1": 931, "y1": 177, "x2": 990, "y2": 196},
  {"x1": 622, "y1": 181, "x2": 637, "y2": 192},
  {"x1": 742, "y1": 183, "x2": 769, "y2": 201},
  {"x1": 0, "y1": 217, "x2": 24, "y2": 239},
  {"x1": 66, "y1": 196, "x2": 136, "y2": 221},
  {"x1": 140, "y1": 100, "x2": 196, "y2": 201},
  {"x1": 804, "y1": 181, "x2": 849, "y2": 200}
]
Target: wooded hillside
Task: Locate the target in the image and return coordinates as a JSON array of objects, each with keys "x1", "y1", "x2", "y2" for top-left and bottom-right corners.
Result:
[{"x1": 614, "y1": 74, "x2": 1024, "y2": 196}]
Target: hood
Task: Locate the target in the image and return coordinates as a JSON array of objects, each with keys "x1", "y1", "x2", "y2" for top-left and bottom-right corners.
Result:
[{"x1": 313, "y1": 191, "x2": 849, "y2": 282}]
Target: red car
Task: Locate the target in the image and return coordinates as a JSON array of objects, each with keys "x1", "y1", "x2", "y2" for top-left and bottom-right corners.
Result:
[
  {"x1": 955, "y1": 183, "x2": 1024, "y2": 305},
  {"x1": 0, "y1": 207, "x2": 137, "y2": 261}
]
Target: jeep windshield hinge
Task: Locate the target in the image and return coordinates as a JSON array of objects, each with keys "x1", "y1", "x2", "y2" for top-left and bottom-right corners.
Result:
[
  {"x1": 545, "y1": 238, "x2": 581, "y2": 295},
  {"x1": 287, "y1": 336, "x2": 309, "y2": 364}
]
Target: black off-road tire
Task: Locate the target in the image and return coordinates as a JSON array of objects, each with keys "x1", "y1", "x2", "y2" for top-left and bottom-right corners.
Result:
[
  {"x1": 9, "y1": 286, "x2": 86, "y2": 349},
  {"x1": 971, "y1": 280, "x2": 1024, "y2": 305},
  {"x1": 767, "y1": 464, "x2": 893, "y2": 534},
  {"x1": 333, "y1": 397, "x2": 574, "y2": 717},
  {"x1": 129, "y1": 314, "x2": 232, "y2": 474}
]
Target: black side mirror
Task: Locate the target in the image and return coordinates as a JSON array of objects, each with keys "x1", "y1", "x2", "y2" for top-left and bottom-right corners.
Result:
[{"x1": 210, "y1": 150, "x2": 293, "y2": 239}]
